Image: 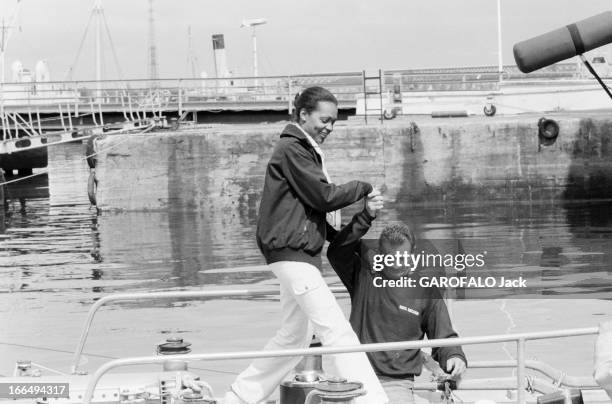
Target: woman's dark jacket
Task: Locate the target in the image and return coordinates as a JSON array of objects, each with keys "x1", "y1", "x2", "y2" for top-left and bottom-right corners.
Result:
[{"x1": 256, "y1": 124, "x2": 372, "y2": 269}]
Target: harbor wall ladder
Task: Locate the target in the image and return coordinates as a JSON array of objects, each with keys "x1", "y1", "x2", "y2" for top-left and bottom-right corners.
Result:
[{"x1": 362, "y1": 69, "x2": 384, "y2": 124}]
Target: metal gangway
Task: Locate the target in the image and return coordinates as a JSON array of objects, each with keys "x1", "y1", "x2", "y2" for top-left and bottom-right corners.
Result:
[
  {"x1": 0, "y1": 81, "x2": 169, "y2": 155},
  {"x1": 61, "y1": 287, "x2": 608, "y2": 404},
  {"x1": 0, "y1": 72, "x2": 366, "y2": 155}
]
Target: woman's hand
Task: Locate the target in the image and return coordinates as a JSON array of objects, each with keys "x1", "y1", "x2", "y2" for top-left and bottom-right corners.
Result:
[{"x1": 365, "y1": 188, "x2": 384, "y2": 217}]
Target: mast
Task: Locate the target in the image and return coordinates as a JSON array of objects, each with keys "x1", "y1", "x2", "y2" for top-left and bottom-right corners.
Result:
[
  {"x1": 187, "y1": 26, "x2": 198, "y2": 78},
  {"x1": 496, "y1": 0, "x2": 503, "y2": 83},
  {"x1": 240, "y1": 19, "x2": 267, "y2": 88},
  {"x1": 251, "y1": 27, "x2": 258, "y2": 78},
  {"x1": 94, "y1": 0, "x2": 102, "y2": 96},
  {"x1": 147, "y1": 0, "x2": 159, "y2": 85}
]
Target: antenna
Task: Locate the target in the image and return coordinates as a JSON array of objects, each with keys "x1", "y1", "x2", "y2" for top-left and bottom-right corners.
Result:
[
  {"x1": 147, "y1": 0, "x2": 159, "y2": 83},
  {"x1": 240, "y1": 18, "x2": 267, "y2": 87}
]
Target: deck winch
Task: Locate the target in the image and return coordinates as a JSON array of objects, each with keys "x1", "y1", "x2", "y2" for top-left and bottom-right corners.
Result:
[
  {"x1": 174, "y1": 391, "x2": 217, "y2": 404},
  {"x1": 279, "y1": 338, "x2": 365, "y2": 404},
  {"x1": 157, "y1": 337, "x2": 192, "y2": 355},
  {"x1": 280, "y1": 377, "x2": 364, "y2": 404}
]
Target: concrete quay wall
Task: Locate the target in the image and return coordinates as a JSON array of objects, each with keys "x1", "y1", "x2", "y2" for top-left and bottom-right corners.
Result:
[{"x1": 94, "y1": 114, "x2": 612, "y2": 211}]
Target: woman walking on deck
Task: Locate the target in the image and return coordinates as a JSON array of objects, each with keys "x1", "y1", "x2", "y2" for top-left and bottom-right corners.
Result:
[{"x1": 224, "y1": 86, "x2": 388, "y2": 404}]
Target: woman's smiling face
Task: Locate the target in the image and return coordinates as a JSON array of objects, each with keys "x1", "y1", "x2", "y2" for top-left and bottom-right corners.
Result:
[{"x1": 299, "y1": 101, "x2": 338, "y2": 144}]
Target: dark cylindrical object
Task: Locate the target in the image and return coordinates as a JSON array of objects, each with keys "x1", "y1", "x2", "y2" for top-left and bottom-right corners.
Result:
[
  {"x1": 280, "y1": 378, "x2": 362, "y2": 404},
  {"x1": 514, "y1": 11, "x2": 612, "y2": 73},
  {"x1": 280, "y1": 379, "x2": 320, "y2": 404},
  {"x1": 156, "y1": 337, "x2": 192, "y2": 355}
]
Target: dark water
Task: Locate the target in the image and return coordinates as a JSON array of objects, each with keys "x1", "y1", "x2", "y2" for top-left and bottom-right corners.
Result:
[
  {"x1": 1, "y1": 142, "x2": 611, "y2": 297},
  {"x1": 0, "y1": 142, "x2": 611, "y2": 383}
]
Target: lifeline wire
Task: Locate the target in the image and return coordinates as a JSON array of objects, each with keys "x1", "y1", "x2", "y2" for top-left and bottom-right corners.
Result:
[{"x1": 0, "y1": 341, "x2": 239, "y2": 376}]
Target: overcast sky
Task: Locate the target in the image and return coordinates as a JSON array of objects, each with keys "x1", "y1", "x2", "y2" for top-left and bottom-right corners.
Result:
[{"x1": 1, "y1": 0, "x2": 611, "y2": 81}]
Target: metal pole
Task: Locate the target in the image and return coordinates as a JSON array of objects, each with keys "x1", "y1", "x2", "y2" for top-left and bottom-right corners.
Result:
[
  {"x1": 496, "y1": 0, "x2": 503, "y2": 83},
  {"x1": 288, "y1": 77, "x2": 292, "y2": 116},
  {"x1": 36, "y1": 107, "x2": 41, "y2": 134},
  {"x1": 94, "y1": 0, "x2": 102, "y2": 99},
  {"x1": 58, "y1": 104, "x2": 66, "y2": 131},
  {"x1": 98, "y1": 99, "x2": 104, "y2": 126},
  {"x1": 517, "y1": 338, "x2": 526, "y2": 404},
  {"x1": 11, "y1": 112, "x2": 17, "y2": 139},
  {"x1": 252, "y1": 27, "x2": 258, "y2": 78},
  {"x1": 66, "y1": 103, "x2": 73, "y2": 130},
  {"x1": 74, "y1": 82, "x2": 80, "y2": 117},
  {"x1": 89, "y1": 100, "x2": 98, "y2": 126},
  {"x1": 362, "y1": 70, "x2": 367, "y2": 124},
  {"x1": 378, "y1": 69, "x2": 383, "y2": 123},
  {"x1": 252, "y1": 27, "x2": 258, "y2": 89},
  {"x1": 178, "y1": 79, "x2": 183, "y2": 116}
]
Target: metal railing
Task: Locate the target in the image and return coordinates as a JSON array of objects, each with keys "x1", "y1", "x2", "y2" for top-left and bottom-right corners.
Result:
[
  {"x1": 0, "y1": 73, "x2": 365, "y2": 115},
  {"x1": 0, "y1": 73, "x2": 366, "y2": 143},
  {"x1": 81, "y1": 324, "x2": 598, "y2": 404},
  {"x1": 71, "y1": 286, "x2": 601, "y2": 404},
  {"x1": 0, "y1": 63, "x2": 598, "y2": 115}
]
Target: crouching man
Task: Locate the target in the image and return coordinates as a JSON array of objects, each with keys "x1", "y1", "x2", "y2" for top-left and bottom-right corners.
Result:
[{"x1": 327, "y1": 196, "x2": 467, "y2": 404}]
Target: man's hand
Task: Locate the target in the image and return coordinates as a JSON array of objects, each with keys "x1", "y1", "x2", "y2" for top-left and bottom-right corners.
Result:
[
  {"x1": 446, "y1": 357, "x2": 467, "y2": 380},
  {"x1": 365, "y1": 188, "x2": 384, "y2": 217}
]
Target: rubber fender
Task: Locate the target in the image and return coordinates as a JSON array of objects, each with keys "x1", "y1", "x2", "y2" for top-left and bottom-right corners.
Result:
[
  {"x1": 484, "y1": 104, "x2": 497, "y2": 117},
  {"x1": 538, "y1": 118, "x2": 560, "y2": 140},
  {"x1": 383, "y1": 108, "x2": 397, "y2": 120},
  {"x1": 87, "y1": 171, "x2": 97, "y2": 206}
]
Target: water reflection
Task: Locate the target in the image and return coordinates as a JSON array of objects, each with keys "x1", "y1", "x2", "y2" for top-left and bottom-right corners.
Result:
[{"x1": 0, "y1": 143, "x2": 611, "y2": 299}]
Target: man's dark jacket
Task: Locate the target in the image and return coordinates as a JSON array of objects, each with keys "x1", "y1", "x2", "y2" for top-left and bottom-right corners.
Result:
[
  {"x1": 256, "y1": 124, "x2": 372, "y2": 269},
  {"x1": 327, "y1": 210, "x2": 467, "y2": 378}
]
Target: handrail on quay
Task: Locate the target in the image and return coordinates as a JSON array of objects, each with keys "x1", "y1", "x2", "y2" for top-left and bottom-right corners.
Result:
[
  {"x1": 0, "y1": 63, "x2": 595, "y2": 115},
  {"x1": 73, "y1": 287, "x2": 601, "y2": 404}
]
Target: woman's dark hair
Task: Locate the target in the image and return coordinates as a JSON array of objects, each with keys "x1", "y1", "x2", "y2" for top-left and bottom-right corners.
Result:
[{"x1": 292, "y1": 86, "x2": 338, "y2": 122}]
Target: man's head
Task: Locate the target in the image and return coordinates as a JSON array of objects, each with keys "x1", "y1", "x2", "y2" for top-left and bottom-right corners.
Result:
[{"x1": 378, "y1": 224, "x2": 416, "y2": 279}]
